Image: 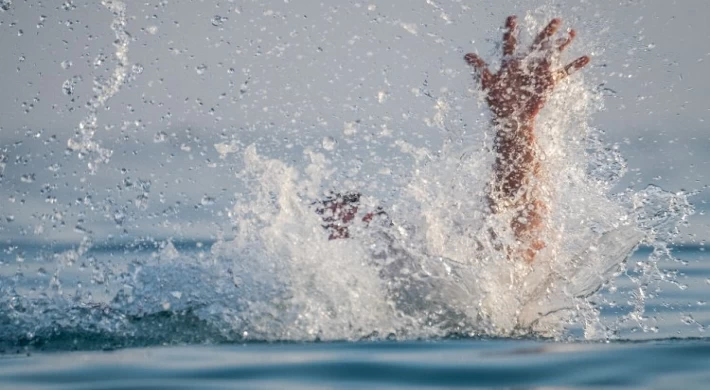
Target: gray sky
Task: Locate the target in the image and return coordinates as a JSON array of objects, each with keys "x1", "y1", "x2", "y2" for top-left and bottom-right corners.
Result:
[{"x1": 1, "y1": 0, "x2": 709, "y2": 245}]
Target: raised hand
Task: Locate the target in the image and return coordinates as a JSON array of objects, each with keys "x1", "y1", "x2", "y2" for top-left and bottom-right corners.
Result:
[
  {"x1": 465, "y1": 16, "x2": 590, "y2": 123},
  {"x1": 465, "y1": 16, "x2": 591, "y2": 263}
]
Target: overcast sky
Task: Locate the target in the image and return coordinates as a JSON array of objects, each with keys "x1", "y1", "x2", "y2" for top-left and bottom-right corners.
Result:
[{"x1": 1, "y1": 0, "x2": 708, "y2": 245}]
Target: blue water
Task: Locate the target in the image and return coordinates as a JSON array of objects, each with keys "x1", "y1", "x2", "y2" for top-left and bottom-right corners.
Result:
[
  {"x1": 2, "y1": 340, "x2": 710, "y2": 389},
  {"x1": 1, "y1": 245, "x2": 709, "y2": 388}
]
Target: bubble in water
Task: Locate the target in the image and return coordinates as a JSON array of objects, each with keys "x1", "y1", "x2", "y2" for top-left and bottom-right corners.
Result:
[{"x1": 60, "y1": 60, "x2": 72, "y2": 70}]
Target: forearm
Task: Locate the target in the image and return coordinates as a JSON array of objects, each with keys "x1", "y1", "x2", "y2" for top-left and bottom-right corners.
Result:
[
  {"x1": 490, "y1": 116, "x2": 541, "y2": 207},
  {"x1": 489, "y1": 116, "x2": 547, "y2": 262}
]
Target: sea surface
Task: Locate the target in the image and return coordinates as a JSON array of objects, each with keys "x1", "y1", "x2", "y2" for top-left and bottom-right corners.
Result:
[
  {"x1": 2, "y1": 339, "x2": 710, "y2": 389},
  {"x1": 1, "y1": 245, "x2": 708, "y2": 389}
]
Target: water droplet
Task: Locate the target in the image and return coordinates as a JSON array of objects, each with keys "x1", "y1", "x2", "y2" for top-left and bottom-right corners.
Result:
[
  {"x1": 0, "y1": 0, "x2": 11, "y2": 12},
  {"x1": 201, "y1": 195, "x2": 215, "y2": 206},
  {"x1": 378, "y1": 91, "x2": 388, "y2": 103},
  {"x1": 132, "y1": 63, "x2": 144, "y2": 74},
  {"x1": 62, "y1": 81, "x2": 74, "y2": 95},
  {"x1": 153, "y1": 131, "x2": 168, "y2": 143},
  {"x1": 62, "y1": 75, "x2": 82, "y2": 95},
  {"x1": 113, "y1": 211, "x2": 125, "y2": 225},
  {"x1": 94, "y1": 54, "x2": 106, "y2": 67},
  {"x1": 134, "y1": 194, "x2": 149, "y2": 209},
  {"x1": 211, "y1": 15, "x2": 227, "y2": 27},
  {"x1": 322, "y1": 136, "x2": 336, "y2": 151},
  {"x1": 60, "y1": 60, "x2": 72, "y2": 70},
  {"x1": 195, "y1": 64, "x2": 208, "y2": 75},
  {"x1": 343, "y1": 122, "x2": 358, "y2": 136},
  {"x1": 681, "y1": 314, "x2": 696, "y2": 325},
  {"x1": 62, "y1": 1, "x2": 75, "y2": 11},
  {"x1": 20, "y1": 173, "x2": 35, "y2": 183}
]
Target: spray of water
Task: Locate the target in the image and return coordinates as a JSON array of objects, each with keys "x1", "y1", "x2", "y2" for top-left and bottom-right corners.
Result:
[
  {"x1": 0, "y1": 10, "x2": 695, "y2": 348},
  {"x1": 66, "y1": 1, "x2": 130, "y2": 173},
  {"x1": 205, "y1": 17, "x2": 693, "y2": 340}
]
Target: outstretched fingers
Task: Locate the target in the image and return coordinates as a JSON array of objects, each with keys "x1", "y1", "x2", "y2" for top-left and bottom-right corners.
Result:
[
  {"x1": 565, "y1": 55, "x2": 590, "y2": 73},
  {"x1": 503, "y1": 16, "x2": 518, "y2": 57},
  {"x1": 557, "y1": 29, "x2": 576, "y2": 52},
  {"x1": 555, "y1": 55, "x2": 591, "y2": 81},
  {"x1": 464, "y1": 53, "x2": 493, "y2": 87},
  {"x1": 532, "y1": 18, "x2": 562, "y2": 49}
]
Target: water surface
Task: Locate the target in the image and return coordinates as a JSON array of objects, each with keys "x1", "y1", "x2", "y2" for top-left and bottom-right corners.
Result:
[{"x1": 2, "y1": 339, "x2": 709, "y2": 389}]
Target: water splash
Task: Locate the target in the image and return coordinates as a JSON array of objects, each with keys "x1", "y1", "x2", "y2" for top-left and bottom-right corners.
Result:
[
  {"x1": 0, "y1": 13, "x2": 696, "y2": 349},
  {"x1": 66, "y1": 1, "x2": 131, "y2": 173},
  {"x1": 201, "y1": 26, "x2": 693, "y2": 339}
]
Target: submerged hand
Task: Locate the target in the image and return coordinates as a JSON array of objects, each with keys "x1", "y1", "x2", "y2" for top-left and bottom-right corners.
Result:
[
  {"x1": 316, "y1": 192, "x2": 388, "y2": 240},
  {"x1": 465, "y1": 16, "x2": 590, "y2": 123}
]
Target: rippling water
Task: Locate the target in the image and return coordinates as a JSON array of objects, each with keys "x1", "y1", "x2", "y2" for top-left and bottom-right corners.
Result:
[
  {"x1": 1, "y1": 246, "x2": 709, "y2": 388},
  {"x1": 2, "y1": 339, "x2": 710, "y2": 389}
]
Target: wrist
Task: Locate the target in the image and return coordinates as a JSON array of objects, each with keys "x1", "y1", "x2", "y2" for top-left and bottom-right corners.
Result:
[
  {"x1": 492, "y1": 113, "x2": 535, "y2": 129},
  {"x1": 492, "y1": 115, "x2": 536, "y2": 144}
]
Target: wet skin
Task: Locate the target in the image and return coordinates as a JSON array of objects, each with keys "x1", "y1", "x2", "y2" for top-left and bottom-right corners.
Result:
[
  {"x1": 465, "y1": 16, "x2": 590, "y2": 263},
  {"x1": 320, "y1": 16, "x2": 591, "y2": 264}
]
